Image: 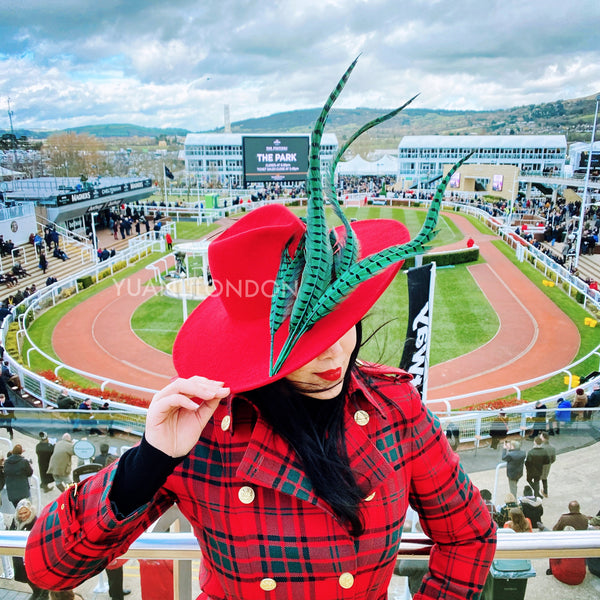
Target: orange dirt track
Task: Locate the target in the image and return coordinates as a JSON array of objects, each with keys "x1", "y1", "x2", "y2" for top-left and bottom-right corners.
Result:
[{"x1": 52, "y1": 213, "x2": 580, "y2": 407}]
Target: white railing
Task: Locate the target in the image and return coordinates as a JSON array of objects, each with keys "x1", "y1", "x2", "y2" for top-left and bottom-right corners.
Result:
[
  {"x1": 2, "y1": 199, "x2": 600, "y2": 440},
  {"x1": 2, "y1": 529, "x2": 599, "y2": 559}
]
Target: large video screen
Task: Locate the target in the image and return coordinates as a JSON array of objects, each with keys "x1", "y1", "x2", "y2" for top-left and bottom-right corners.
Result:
[{"x1": 243, "y1": 136, "x2": 309, "y2": 185}]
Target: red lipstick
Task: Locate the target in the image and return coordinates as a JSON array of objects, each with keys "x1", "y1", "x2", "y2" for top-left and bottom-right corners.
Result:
[{"x1": 315, "y1": 368, "x2": 342, "y2": 382}]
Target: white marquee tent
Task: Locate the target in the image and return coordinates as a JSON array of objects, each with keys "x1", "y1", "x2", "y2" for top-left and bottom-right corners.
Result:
[{"x1": 336, "y1": 154, "x2": 398, "y2": 176}]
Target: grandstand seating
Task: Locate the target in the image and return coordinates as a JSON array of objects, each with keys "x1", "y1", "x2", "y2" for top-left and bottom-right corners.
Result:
[{"x1": 0, "y1": 228, "x2": 132, "y2": 304}]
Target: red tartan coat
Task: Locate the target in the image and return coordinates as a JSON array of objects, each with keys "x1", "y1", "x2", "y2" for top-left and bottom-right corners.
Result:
[{"x1": 25, "y1": 364, "x2": 496, "y2": 599}]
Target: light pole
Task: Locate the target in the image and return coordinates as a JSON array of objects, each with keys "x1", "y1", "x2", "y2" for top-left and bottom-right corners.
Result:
[{"x1": 573, "y1": 95, "x2": 600, "y2": 271}]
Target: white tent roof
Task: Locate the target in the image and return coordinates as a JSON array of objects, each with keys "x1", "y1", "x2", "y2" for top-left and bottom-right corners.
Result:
[{"x1": 336, "y1": 154, "x2": 397, "y2": 175}]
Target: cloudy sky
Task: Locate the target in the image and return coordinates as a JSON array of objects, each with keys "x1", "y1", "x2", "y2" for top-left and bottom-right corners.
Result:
[{"x1": 1, "y1": 0, "x2": 600, "y2": 132}]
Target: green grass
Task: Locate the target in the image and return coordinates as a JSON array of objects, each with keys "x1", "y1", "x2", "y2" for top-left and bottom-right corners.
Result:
[
  {"x1": 131, "y1": 295, "x2": 200, "y2": 352},
  {"x1": 288, "y1": 206, "x2": 463, "y2": 248},
  {"x1": 172, "y1": 221, "x2": 220, "y2": 241},
  {"x1": 22, "y1": 252, "x2": 166, "y2": 386}
]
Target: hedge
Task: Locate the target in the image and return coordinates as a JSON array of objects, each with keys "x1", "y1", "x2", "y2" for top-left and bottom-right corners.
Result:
[{"x1": 402, "y1": 247, "x2": 479, "y2": 269}]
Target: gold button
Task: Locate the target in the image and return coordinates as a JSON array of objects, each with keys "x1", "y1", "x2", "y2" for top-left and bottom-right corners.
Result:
[
  {"x1": 339, "y1": 572, "x2": 354, "y2": 589},
  {"x1": 259, "y1": 578, "x2": 277, "y2": 591},
  {"x1": 354, "y1": 410, "x2": 369, "y2": 426},
  {"x1": 238, "y1": 486, "x2": 255, "y2": 504},
  {"x1": 221, "y1": 415, "x2": 231, "y2": 431},
  {"x1": 365, "y1": 492, "x2": 376, "y2": 502}
]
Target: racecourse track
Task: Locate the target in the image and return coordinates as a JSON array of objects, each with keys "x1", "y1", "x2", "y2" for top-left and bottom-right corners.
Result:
[{"x1": 51, "y1": 212, "x2": 579, "y2": 407}]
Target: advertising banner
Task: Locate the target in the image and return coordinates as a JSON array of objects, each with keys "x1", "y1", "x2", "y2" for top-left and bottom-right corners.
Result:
[{"x1": 399, "y1": 262, "x2": 436, "y2": 399}]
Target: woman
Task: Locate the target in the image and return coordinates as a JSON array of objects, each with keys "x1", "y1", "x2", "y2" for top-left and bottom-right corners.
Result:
[
  {"x1": 25, "y1": 62, "x2": 495, "y2": 599},
  {"x1": 11, "y1": 499, "x2": 49, "y2": 600},
  {"x1": 503, "y1": 507, "x2": 532, "y2": 533}
]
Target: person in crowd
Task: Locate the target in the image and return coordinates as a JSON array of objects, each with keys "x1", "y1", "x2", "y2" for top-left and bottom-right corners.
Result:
[
  {"x1": 38, "y1": 251, "x2": 48, "y2": 274},
  {"x1": 572, "y1": 387, "x2": 588, "y2": 421},
  {"x1": 78, "y1": 398, "x2": 103, "y2": 435},
  {"x1": 529, "y1": 400, "x2": 548, "y2": 438},
  {"x1": 586, "y1": 383, "x2": 600, "y2": 423},
  {"x1": 552, "y1": 500, "x2": 590, "y2": 531},
  {"x1": 3, "y1": 444, "x2": 33, "y2": 509},
  {"x1": 2, "y1": 360, "x2": 21, "y2": 391},
  {"x1": 47, "y1": 433, "x2": 74, "y2": 492},
  {"x1": 555, "y1": 396, "x2": 572, "y2": 432},
  {"x1": 525, "y1": 436, "x2": 550, "y2": 498},
  {"x1": 544, "y1": 502, "x2": 590, "y2": 582},
  {"x1": 36, "y1": 432, "x2": 55, "y2": 493},
  {"x1": 56, "y1": 388, "x2": 78, "y2": 412},
  {"x1": 52, "y1": 247, "x2": 69, "y2": 261},
  {"x1": 0, "y1": 392, "x2": 15, "y2": 439},
  {"x1": 10, "y1": 499, "x2": 49, "y2": 599},
  {"x1": 24, "y1": 67, "x2": 497, "y2": 600},
  {"x1": 495, "y1": 493, "x2": 522, "y2": 528},
  {"x1": 502, "y1": 439, "x2": 526, "y2": 498},
  {"x1": 503, "y1": 507, "x2": 532, "y2": 533},
  {"x1": 94, "y1": 443, "x2": 117, "y2": 468},
  {"x1": 539, "y1": 431, "x2": 556, "y2": 498},
  {"x1": 489, "y1": 410, "x2": 508, "y2": 450},
  {"x1": 519, "y1": 485, "x2": 544, "y2": 530}
]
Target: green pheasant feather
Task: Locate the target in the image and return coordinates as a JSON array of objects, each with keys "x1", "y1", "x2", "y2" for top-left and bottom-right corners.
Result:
[
  {"x1": 325, "y1": 95, "x2": 420, "y2": 278},
  {"x1": 286, "y1": 59, "x2": 359, "y2": 333},
  {"x1": 270, "y1": 151, "x2": 473, "y2": 374},
  {"x1": 268, "y1": 54, "x2": 472, "y2": 376}
]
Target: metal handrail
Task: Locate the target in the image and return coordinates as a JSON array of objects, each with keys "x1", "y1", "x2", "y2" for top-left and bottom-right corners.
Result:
[{"x1": 2, "y1": 530, "x2": 599, "y2": 559}]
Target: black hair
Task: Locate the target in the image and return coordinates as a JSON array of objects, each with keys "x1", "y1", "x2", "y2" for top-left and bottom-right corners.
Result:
[{"x1": 246, "y1": 322, "x2": 365, "y2": 536}]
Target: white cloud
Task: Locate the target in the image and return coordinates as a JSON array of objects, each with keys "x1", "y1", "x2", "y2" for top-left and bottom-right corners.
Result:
[{"x1": 1, "y1": 0, "x2": 599, "y2": 131}]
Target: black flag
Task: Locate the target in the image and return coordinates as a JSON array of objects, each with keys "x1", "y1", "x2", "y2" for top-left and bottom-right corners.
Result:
[
  {"x1": 164, "y1": 165, "x2": 175, "y2": 180},
  {"x1": 399, "y1": 262, "x2": 436, "y2": 398}
]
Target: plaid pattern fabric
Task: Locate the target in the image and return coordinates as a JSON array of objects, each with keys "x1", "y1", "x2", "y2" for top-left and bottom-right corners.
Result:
[{"x1": 26, "y1": 363, "x2": 495, "y2": 599}]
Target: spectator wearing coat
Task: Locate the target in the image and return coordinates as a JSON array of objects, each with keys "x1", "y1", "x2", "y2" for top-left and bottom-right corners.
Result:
[
  {"x1": 3, "y1": 444, "x2": 33, "y2": 509},
  {"x1": 525, "y1": 436, "x2": 550, "y2": 498},
  {"x1": 47, "y1": 433, "x2": 75, "y2": 492},
  {"x1": 502, "y1": 439, "x2": 526, "y2": 498},
  {"x1": 572, "y1": 388, "x2": 588, "y2": 420},
  {"x1": 36, "y1": 431, "x2": 55, "y2": 493}
]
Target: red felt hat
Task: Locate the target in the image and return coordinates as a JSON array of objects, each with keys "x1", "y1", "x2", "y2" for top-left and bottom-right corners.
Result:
[{"x1": 173, "y1": 204, "x2": 410, "y2": 393}]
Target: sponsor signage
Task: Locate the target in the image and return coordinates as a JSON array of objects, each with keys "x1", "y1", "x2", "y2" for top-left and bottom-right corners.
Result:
[
  {"x1": 56, "y1": 178, "x2": 152, "y2": 206},
  {"x1": 242, "y1": 136, "x2": 309, "y2": 185}
]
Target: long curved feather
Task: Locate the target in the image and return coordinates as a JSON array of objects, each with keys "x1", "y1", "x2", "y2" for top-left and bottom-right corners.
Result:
[
  {"x1": 277, "y1": 59, "x2": 359, "y2": 374},
  {"x1": 270, "y1": 151, "x2": 474, "y2": 373}
]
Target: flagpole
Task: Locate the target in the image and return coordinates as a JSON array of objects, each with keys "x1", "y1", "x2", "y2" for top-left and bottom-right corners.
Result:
[
  {"x1": 420, "y1": 262, "x2": 436, "y2": 404},
  {"x1": 163, "y1": 163, "x2": 168, "y2": 205}
]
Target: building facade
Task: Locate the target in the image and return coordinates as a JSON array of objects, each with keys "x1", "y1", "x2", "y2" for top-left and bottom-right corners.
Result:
[
  {"x1": 183, "y1": 133, "x2": 339, "y2": 188},
  {"x1": 397, "y1": 135, "x2": 567, "y2": 187}
]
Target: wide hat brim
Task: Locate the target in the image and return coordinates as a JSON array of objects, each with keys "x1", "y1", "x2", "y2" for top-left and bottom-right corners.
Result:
[{"x1": 173, "y1": 205, "x2": 410, "y2": 393}]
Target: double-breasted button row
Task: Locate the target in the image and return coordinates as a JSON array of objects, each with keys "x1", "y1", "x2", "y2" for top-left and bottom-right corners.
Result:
[{"x1": 258, "y1": 573, "x2": 355, "y2": 592}]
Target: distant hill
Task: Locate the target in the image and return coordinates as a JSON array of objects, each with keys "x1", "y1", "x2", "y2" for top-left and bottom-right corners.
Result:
[
  {"x1": 210, "y1": 95, "x2": 600, "y2": 153},
  {"x1": 1, "y1": 123, "x2": 190, "y2": 140},
  {"x1": 2, "y1": 94, "x2": 598, "y2": 153}
]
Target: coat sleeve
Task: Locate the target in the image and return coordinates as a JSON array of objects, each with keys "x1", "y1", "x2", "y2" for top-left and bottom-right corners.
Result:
[
  {"x1": 404, "y1": 387, "x2": 497, "y2": 600},
  {"x1": 24, "y1": 460, "x2": 175, "y2": 591}
]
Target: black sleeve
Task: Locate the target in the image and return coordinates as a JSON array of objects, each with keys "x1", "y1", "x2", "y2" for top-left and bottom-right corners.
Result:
[{"x1": 109, "y1": 435, "x2": 185, "y2": 518}]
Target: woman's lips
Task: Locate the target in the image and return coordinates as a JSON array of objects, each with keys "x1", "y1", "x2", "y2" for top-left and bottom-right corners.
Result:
[{"x1": 315, "y1": 368, "x2": 343, "y2": 382}]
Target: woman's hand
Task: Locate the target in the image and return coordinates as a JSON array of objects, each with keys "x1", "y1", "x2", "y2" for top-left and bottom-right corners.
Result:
[{"x1": 145, "y1": 376, "x2": 230, "y2": 457}]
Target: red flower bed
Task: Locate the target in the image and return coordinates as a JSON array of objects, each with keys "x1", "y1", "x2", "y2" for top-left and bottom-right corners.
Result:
[{"x1": 37, "y1": 370, "x2": 150, "y2": 408}]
